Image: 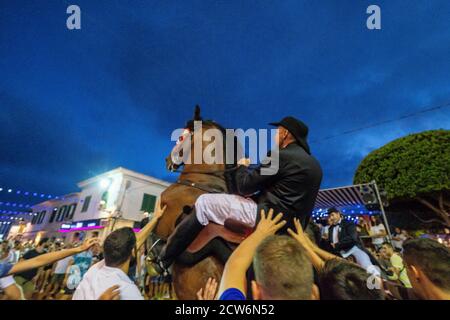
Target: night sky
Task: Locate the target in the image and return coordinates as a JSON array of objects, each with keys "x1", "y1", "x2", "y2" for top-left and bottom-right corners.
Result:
[{"x1": 1, "y1": 1, "x2": 450, "y2": 209}]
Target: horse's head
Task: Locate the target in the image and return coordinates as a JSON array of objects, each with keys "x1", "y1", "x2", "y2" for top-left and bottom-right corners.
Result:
[{"x1": 166, "y1": 105, "x2": 225, "y2": 171}]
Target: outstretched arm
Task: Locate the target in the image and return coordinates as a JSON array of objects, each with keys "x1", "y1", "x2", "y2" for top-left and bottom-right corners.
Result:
[
  {"x1": 8, "y1": 238, "x2": 99, "y2": 276},
  {"x1": 288, "y1": 219, "x2": 343, "y2": 272},
  {"x1": 135, "y1": 198, "x2": 167, "y2": 250},
  {"x1": 218, "y1": 209, "x2": 286, "y2": 298}
]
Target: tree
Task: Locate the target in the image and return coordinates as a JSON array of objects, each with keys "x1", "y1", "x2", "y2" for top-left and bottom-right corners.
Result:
[{"x1": 354, "y1": 130, "x2": 450, "y2": 226}]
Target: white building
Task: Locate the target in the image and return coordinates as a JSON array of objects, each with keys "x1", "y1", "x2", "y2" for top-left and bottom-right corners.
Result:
[
  {"x1": 18, "y1": 193, "x2": 80, "y2": 242},
  {"x1": 12, "y1": 167, "x2": 171, "y2": 243}
]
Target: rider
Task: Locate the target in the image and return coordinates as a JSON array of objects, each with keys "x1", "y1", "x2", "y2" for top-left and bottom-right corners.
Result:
[{"x1": 156, "y1": 116, "x2": 323, "y2": 272}]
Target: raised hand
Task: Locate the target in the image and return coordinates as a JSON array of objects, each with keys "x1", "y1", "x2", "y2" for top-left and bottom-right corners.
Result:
[
  {"x1": 77, "y1": 238, "x2": 100, "y2": 253},
  {"x1": 196, "y1": 277, "x2": 218, "y2": 300},
  {"x1": 98, "y1": 285, "x2": 121, "y2": 300},
  {"x1": 254, "y1": 208, "x2": 286, "y2": 237},
  {"x1": 287, "y1": 218, "x2": 310, "y2": 247},
  {"x1": 153, "y1": 197, "x2": 167, "y2": 220}
]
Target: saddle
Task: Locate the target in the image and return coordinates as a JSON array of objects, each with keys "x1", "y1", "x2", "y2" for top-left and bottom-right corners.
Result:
[{"x1": 186, "y1": 219, "x2": 254, "y2": 253}]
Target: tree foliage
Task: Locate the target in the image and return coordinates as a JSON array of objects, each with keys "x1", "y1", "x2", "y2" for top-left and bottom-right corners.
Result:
[{"x1": 354, "y1": 130, "x2": 450, "y2": 225}]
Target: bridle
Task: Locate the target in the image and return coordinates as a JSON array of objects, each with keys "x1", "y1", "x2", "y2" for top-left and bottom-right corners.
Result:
[{"x1": 169, "y1": 126, "x2": 238, "y2": 194}]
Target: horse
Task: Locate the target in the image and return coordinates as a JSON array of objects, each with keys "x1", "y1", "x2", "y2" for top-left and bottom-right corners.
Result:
[{"x1": 153, "y1": 106, "x2": 250, "y2": 300}]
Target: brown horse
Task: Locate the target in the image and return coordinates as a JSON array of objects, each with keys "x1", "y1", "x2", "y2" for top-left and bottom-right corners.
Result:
[{"x1": 154, "y1": 106, "x2": 244, "y2": 300}]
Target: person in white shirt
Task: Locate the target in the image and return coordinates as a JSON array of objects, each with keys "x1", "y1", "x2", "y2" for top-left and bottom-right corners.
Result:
[
  {"x1": 369, "y1": 216, "x2": 387, "y2": 250},
  {"x1": 0, "y1": 275, "x2": 25, "y2": 300},
  {"x1": 391, "y1": 228, "x2": 408, "y2": 251},
  {"x1": 73, "y1": 199, "x2": 166, "y2": 300}
]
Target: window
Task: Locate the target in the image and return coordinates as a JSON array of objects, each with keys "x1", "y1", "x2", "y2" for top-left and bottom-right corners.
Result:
[
  {"x1": 37, "y1": 210, "x2": 46, "y2": 224},
  {"x1": 65, "y1": 203, "x2": 77, "y2": 220},
  {"x1": 140, "y1": 194, "x2": 157, "y2": 213},
  {"x1": 57, "y1": 206, "x2": 67, "y2": 222},
  {"x1": 81, "y1": 195, "x2": 92, "y2": 212},
  {"x1": 49, "y1": 208, "x2": 58, "y2": 223},
  {"x1": 31, "y1": 213, "x2": 38, "y2": 225}
]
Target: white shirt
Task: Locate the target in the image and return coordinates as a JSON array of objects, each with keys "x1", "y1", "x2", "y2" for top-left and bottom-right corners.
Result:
[
  {"x1": 392, "y1": 233, "x2": 407, "y2": 250},
  {"x1": 331, "y1": 220, "x2": 342, "y2": 244},
  {"x1": 54, "y1": 256, "x2": 73, "y2": 274},
  {"x1": 371, "y1": 224, "x2": 386, "y2": 245},
  {"x1": 72, "y1": 260, "x2": 143, "y2": 300},
  {"x1": 0, "y1": 275, "x2": 15, "y2": 289}
]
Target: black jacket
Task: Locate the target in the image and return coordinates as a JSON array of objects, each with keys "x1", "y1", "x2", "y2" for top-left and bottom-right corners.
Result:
[
  {"x1": 328, "y1": 219, "x2": 361, "y2": 252},
  {"x1": 228, "y1": 143, "x2": 322, "y2": 233}
]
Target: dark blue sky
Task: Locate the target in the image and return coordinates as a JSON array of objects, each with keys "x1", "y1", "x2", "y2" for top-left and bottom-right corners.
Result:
[{"x1": 1, "y1": 0, "x2": 450, "y2": 207}]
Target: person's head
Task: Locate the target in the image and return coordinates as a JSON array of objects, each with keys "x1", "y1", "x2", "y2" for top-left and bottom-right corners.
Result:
[
  {"x1": 394, "y1": 227, "x2": 401, "y2": 234},
  {"x1": 252, "y1": 235, "x2": 316, "y2": 300},
  {"x1": 103, "y1": 227, "x2": 136, "y2": 269},
  {"x1": 35, "y1": 238, "x2": 48, "y2": 252},
  {"x1": 327, "y1": 207, "x2": 341, "y2": 225},
  {"x1": 403, "y1": 238, "x2": 450, "y2": 300},
  {"x1": 371, "y1": 216, "x2": 381, "y2": 225},
  {"x1": 91, "y1": 231, "x2": 99, "y2": 238},
  {"x1": 274, "y1": 126, "x2": 296, "y2": 148},
  {"x1": 379, "y1": 242, "x2": 394, "y2": 259},
  {"x1": 319, "y1": 259, "x2": 384, "y2": 300},
  {"x1": 0, "y1": 241, "x2": 10, "y2": 259},
  {"x1": 326, "y1": 215, "x2": 333, "y2": 226}
]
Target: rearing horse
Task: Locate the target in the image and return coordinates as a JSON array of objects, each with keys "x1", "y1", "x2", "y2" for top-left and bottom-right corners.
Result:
[{"x1": 154, "y1": 106, "x2": 247, "y2": 300}]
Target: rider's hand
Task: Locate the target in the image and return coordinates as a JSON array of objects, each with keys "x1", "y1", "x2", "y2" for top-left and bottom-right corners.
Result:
[
  {"x1": 196, "y1": 277, "x2": 218, "y2": 300},
  {"x1": 98, "y1": 285, "x2": 121, "y2": 300},
  {"x1": 254, "y1": 208, "x2": 286, "y2": 238},
  {"x1": 237, "y1": 158, "x2": 251, "y2": 167},
  {"x1": 152, "y1": 198, "x2": 167, "y2": 220},
  {"x1": 76, "y1": 238, "x2": 100, "y2": 253}
]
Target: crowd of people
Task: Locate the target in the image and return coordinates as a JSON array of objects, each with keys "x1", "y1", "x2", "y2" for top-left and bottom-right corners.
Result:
[
  {"x1": 1, "y1": 203, "x2": 449, "y2": 300},
  {"x1": 0, "y1": 117, "x2": 448, "y2": 301}
]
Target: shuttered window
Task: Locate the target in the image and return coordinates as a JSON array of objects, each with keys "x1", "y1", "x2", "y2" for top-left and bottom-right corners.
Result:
[{"x1": 140, "y1": 194, "x2": 157, "y2": 213}]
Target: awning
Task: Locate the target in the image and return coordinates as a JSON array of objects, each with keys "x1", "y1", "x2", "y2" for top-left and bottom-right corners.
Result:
[{"x1": 314, "y1": 183, "x2": 376, "y2": 211}]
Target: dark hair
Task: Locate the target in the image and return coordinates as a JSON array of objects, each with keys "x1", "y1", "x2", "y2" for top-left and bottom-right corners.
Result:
[
  {"x1": 327, "y1": 207, "x2": 340, "y2": 216},
  {"x1": 103, "y1": 227, "x2": 136, "y2": 267},
  {"x1": 319, "y1": 259, "x2": 384, "y2": 300},
  {"x1": 403, "y1": 238, "x2": 450, "y2": 292},
  {"x1": 253, "y1": 235, "x2": 313, "y2": 299},
  {"x1": 381, "y1": 242, "x2": 393, "y2": 249},
  {"x1": 37, "y1": 238, "x2": 49, "y2": 247},
  {"x1": 371, "y1": 216, "x2": 382, "y2": 225}
]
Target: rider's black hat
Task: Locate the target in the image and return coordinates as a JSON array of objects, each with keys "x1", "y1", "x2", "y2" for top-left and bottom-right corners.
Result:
[{"x1": 269, "y1": 116, "x2": 311, "y2": 154}]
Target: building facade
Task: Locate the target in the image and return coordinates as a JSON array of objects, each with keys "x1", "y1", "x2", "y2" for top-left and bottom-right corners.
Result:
[{"x1": 10, "y1": 167, "x2": 170, "y2": 243}]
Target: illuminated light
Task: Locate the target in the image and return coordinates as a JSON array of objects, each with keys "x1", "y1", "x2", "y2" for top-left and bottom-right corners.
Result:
[
  {"x1": 47, "y1": 195, "x2": 51, "y2": 199},
  {"x1": 24, "y1": 192, "x2": 29, "y2": 195},
  {"x1": 16, "y1": 191, "x2": 21, "y2": 194},
  {"x1": 8, "y1": 189, "x2": 12, "y2": 193},
  {"x1": 40, "y1": 194, "x2": 45, "y2": 198},
  {"x1": 0, "y1": 188, "x2": 3, "y2": 191},
  {"x1": 33, "y1": 193, "x2": 37, "y2": 196}
]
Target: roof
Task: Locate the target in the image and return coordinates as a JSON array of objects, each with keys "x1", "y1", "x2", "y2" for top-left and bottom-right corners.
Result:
[
  {"x1": 314, "y1": 182, "x2": 375, "y2": 210},
  {"x1": 77, "y1": 167, "x2": 171, "y2": 189}
]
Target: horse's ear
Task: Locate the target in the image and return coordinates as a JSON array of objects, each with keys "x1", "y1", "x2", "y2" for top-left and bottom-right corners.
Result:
[{"x1": 194, "y1": 105, "x2": 202, "y2": 120}]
